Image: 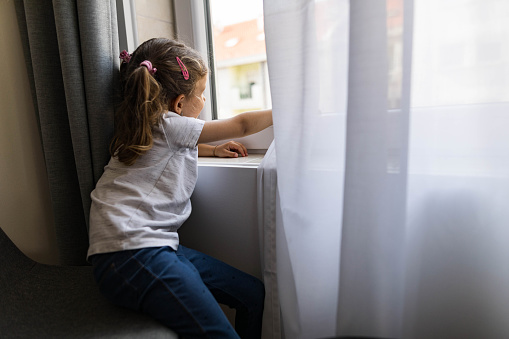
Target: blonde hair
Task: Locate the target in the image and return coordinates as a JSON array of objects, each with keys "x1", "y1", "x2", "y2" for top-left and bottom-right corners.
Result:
[{"x1": 111, "y1": 38, "x2": 208, "y2": 165}]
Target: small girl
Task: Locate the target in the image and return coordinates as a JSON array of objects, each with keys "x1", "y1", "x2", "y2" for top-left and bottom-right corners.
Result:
[{"x1": 87, "y1": 38, "x2": 272, "y2": 338}]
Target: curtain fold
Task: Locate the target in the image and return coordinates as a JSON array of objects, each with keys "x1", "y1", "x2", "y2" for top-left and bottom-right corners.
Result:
[
  {"x1": 15, "y1": 0, "x2": 118, "y2": 265},
  {"x1": 336, "y1": 0, "x2": 410, "y2": 336},
  {"x1": 262, "y1": 0, "x2": 509, "y2": 338},
  {"x1": 257, "y1": 142, "x2": 281, "y2": 339},
  {"x1": 263, "y1": 0, "x2": 349, "y2": 338}
]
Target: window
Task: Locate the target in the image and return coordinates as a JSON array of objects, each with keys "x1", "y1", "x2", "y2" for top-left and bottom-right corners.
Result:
[
  {"x1": 208, "y1": 0, "x2": 271, "y2": 119},
  {"x1": 411, "y1": 0, "x2": 509, "y2": 107}
]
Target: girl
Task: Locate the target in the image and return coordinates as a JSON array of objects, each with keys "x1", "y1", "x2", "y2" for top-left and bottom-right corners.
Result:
[{"x1": 87, "y1": 38, "x2": 272, "y2": 338}]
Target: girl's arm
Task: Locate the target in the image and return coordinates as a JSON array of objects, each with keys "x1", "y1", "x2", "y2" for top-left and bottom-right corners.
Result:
[
  {"x1": 197, "y1": 109, "x2": 272, "y2": 144},
  {"x1": 198, "y1": 141, "x2": 248, "y2": 157}
]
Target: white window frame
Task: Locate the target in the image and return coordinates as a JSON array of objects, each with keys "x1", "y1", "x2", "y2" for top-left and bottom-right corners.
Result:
[
  {"x1": 116, "y1": 0, "x2": 138, "y2": 53},
  {"x1": 117, "y1": 0, "x2": 274, "y2": 151},
  {"x1": 173, "y1": 0, "x2": 215, "y2": 121}
]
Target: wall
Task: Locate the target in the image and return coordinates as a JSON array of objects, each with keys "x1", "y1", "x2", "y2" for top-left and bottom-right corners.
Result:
[
  {"x1": 135, "y1": 0, "x2": 175, "y2": 43},
  {"x1": 179, "y1": 162, "x2": 262, "y2": 280},
  {"x1": 179, "y1": 161, "x2": 263, "y2": 325},
  {"x1": 0, "y1": 1, "x2": 59, "y2": 265}
]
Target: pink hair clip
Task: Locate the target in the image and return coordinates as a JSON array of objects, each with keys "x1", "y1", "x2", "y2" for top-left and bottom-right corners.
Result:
[
  {"x1": 119, "y1": 50, "x2": 131, "y2": 63},
  {"x1": 176, "y1": 57, "x2": 189, "y2": 80},
  {"x1": 140, "y1": 60, "x2": 157, "y2": 75}
]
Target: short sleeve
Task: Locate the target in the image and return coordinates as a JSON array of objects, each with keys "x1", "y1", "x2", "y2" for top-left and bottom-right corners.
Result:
[{"x1": 161, "y1": 112, "x2": 205, "y2": 150}]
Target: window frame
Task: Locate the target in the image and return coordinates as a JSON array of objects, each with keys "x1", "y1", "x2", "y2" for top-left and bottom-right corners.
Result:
[
  {"x1": 116, "y1": 0, "x2": 138, "y2": 53},
  {"x1": 172, "y1": 0, "x2": 216, "y2": 121}
]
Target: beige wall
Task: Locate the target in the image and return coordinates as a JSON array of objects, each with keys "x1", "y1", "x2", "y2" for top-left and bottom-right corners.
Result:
[
  {"x1": 0, "y1": 1, "x2": 59, "y2": 264},
  {"x1": 135, "y1": 0, "x2": 175, "y2": 43}
]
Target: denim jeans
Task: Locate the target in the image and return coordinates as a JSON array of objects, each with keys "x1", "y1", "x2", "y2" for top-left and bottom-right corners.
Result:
[{"x1": 90, "y1": 246, "x2": 265, "y2": 339}]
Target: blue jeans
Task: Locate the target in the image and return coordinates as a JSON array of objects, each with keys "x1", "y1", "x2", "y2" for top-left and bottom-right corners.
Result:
[{"x1": 90, "y1": 246, "x2": 265, "y2": 339}]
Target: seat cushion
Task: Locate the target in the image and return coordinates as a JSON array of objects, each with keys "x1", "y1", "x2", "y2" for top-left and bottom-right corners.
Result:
[{"x1": 0, "y1": 252, "x2": 176, "y2": 338}]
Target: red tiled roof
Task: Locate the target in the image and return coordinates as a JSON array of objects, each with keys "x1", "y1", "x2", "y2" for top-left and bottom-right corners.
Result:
[
  {"x1": 387, "y1": 0, "x2": 404, "y2": 29},
  {"x1": 213, "y1": 18, "x2": 266, "y2": 62},
  {"x1": 212, "y1": 1, "x2": 403, "y2": 61}
]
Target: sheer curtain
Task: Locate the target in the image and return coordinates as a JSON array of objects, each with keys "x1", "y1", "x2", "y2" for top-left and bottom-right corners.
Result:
[
  {"x1": 261, "y1": 0, "x2": 509, "y2": 338},
  {"x1": 261, "y1": 0, "x2": 349, "y2": 338}
]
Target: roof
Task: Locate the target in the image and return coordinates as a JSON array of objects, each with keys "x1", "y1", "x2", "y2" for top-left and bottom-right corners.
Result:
[
  {"x1": 213, "y1": 17, "x2": 267, "y2": 63},
  {"x1": 211, "y1": 0, "x2": 403, "y2": 63}
]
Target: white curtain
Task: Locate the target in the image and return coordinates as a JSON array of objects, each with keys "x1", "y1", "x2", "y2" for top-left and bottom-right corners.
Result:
[{"x1": 260, "y1": 0, "x2": 509, "y2": 338}]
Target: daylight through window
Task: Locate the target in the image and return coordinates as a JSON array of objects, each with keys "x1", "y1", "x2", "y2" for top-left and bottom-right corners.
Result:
[{"x1": 209, "y1": 0, "x2": 272, "y2": 119}]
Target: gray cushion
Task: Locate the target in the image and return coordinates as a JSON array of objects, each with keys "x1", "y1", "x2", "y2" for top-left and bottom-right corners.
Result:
[{"x1": 0, "y1": 227, "x2": 177, "y2": 338}]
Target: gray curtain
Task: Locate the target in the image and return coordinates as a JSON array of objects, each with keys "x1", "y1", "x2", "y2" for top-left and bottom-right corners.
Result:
[{"x1": 15, "y1": 0, "x2": 119, "y2": 265}]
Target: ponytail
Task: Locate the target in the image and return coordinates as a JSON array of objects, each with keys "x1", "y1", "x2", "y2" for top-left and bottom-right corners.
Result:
[{"x1": 110, "y1": 65, "x2": 164, "y2": 166}]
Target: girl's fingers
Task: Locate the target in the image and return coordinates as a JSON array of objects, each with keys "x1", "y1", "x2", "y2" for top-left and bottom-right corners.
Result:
[
  {"x1": 238, "y1": 142, "x2": 248, "y2": 156},
  {"x1": 215, "y1": 141, "x2": 248, "y2": 157},
  {"x1": 229, "y1": 141, "x2": 248, "y2": 156}
]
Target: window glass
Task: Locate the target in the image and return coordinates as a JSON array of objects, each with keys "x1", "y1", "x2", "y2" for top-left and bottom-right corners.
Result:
[
  {"x1": 209, "y1": 0, "x2": 272, "y2": 119},
  {"x1": 411, "y1": 0, "x2": 509, "y2": 107},
  {"x1": 387, "y1": 0, "x2": 404, "y2": 109}
]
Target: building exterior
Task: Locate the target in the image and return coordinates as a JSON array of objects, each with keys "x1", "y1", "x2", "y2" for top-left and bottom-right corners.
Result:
[{"x1": 212, "y1": 17, "x2": 271, "y2": 119}]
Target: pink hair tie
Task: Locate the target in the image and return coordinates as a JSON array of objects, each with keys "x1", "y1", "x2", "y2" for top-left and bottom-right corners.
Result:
[
  {"x1": 119, "y1": 50, "x2": 131, "y2": 63},
  {"x1": 140, "y1": 60, "x2": 157, "y2": 75},
  {"x1": 176, "y1": 57, "x2": 189, "y2": 80}
]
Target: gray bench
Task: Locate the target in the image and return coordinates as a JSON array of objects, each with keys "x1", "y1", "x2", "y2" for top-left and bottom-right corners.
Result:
[{"x1": 0, "y1": 227, "x2": 177, "y2": 338}]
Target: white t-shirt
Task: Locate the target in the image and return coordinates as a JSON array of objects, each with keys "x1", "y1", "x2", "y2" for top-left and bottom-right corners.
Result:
[{"x1": 87, "y1": 112, "x2": 205, "y2": 259}]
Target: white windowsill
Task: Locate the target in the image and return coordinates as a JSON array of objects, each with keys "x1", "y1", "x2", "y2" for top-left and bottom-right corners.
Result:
[{"x1": 198, "y1": 153, "x2": 264, "y2": 168}]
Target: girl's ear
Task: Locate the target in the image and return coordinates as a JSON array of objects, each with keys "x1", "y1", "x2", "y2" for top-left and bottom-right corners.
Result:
[{"x1": 173, "y1": 94, "x2": 185, "y2": 115}]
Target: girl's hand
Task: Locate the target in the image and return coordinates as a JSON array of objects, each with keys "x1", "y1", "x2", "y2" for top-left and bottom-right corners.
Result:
[{"x1": 214, "y1": 141, "x2": 248, "y2": 158}]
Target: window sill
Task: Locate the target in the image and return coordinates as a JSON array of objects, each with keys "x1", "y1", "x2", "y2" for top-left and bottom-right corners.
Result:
[{"x1": 198, "y1": 153, "x2": 264, "y2": 168}]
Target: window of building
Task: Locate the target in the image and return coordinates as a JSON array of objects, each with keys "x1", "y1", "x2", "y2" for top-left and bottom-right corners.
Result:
[{"x1": 208, "y1": 0, "x2": 271, "y2": 119}]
